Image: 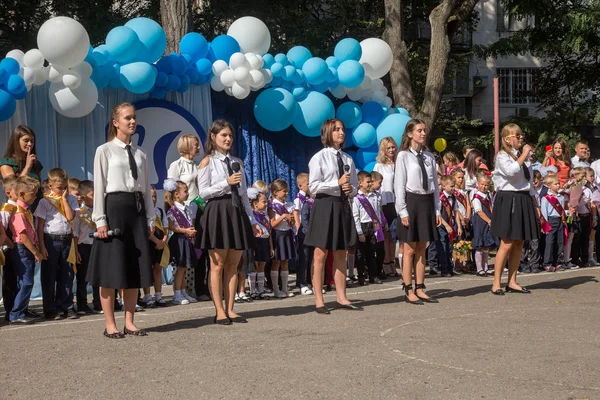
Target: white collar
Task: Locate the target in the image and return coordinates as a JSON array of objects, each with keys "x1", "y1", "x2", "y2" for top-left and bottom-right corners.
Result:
[
  {"x1": 112, "y1": 137, "x2": 132, "y2": 149},
  {"x1": 299, "y1": 190, "x2": 306, "y2": 196},
  {"x1": 213, "y1": 151, "x2": 232, "y2": 161},
  {"x1": 272, "y1": 198, "x2": 284, "y2": 205},
  {"x1": 175, "y1": 202, "x2": 186, "y2": 212},
  {"x1": 81, "y1": 204, "x2": 93, "y2": 212},
  {"x1": 8, "y1": 199, "x2": 17, "y2": 206},
  {"x1": 443, "y1": 191, "x2": 454, "y2": 197},
  {"x1": 325, "y1": 147, "x2": 342, "y2": 155},
  {"x1": 180, "y1": 156, "x2": 195, "y2": 164}
]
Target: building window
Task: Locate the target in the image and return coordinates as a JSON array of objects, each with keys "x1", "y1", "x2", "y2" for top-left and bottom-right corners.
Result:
[{"x1": 497, "y1": 68, "x2": 538, "y2": 105}]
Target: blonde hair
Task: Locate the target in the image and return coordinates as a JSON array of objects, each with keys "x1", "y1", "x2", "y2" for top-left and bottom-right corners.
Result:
[
  {"x1": 544, "y1": 175, "x2": 560, "y2": 187},
  {"x1": 14, "y1": 175, "x2": 40, "y2": 195},
  {"x1": 476, "y1": 172, "x2": 491, "y2": 183},
  {"x1": 177, "y1": 134, "x2": 200, "y2": 156},
  {"x1": 47, "y1": 168, "x2": 68, "y2": 184},
  {"x1": 68, "y1": 177, "x2": 81, "y2": 192},
  {"x1": 498, "y1": 123, "x2": 523, "y2": 161},
  {"x1": 370, "y1": 170, "x2": 383, "y2": 182},
  {"x1": 164, "y1": 181, "x2": 187, "y2": 210},
  {"x1": 108, "y1": 102, "x2": 135, "y2": 142},
  {"x1": 571, "y1": 167, "x2": 586, "y2": 179},
  {"x1": 296, "y1": 173, "x2": 308, "y2": 186},
  {"x1": 440, "y1": 175, "x2": 456, "y2": 186},
  {"x1": 376, "y1": 137, "x2": 398, "y2": 164},
  {"x1": 253, "y1": 180, "x2": 268, "y2": 194},
  {"x1": 2, "y1": 175, "x2": 17, "y2": 192},
  {"x1": 269, "y1": 179, "x2": 289, "y2": 201},
  {"x1": 443, "y1": 151, "x2": 459, "y2": 166}
]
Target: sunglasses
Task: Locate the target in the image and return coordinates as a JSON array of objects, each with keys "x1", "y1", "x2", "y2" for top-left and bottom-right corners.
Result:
[{"x1": 505, "y1": 134, "x2": 523, "y2": 139}]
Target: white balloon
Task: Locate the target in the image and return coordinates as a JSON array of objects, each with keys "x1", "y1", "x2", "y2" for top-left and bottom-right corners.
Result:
[
  {"x1": 231, "y1": 82, "x2": 250, "y2": 99},
  {"x1": 382, "y1": 86, "x2": 388, "y2": 96},
  {"x1": 224, "y1": 87, "x2": 233, "y2": 96},
  {"x1": 227, "y1": 16, "x2": 271, "y2": 55},
  {"x1": 330, "y1": 85, "x2": 346, "y2": 99},
  {"x1": 220, "y1": 69, "x2": 235, "y2": 87},
  {"x1": 22, "y1": 67, "x2": 36, "y2": 86},
  {"x1": 383, "y1": 96, "x2": 393, "y2": 108},
  {"x1": 210, "y1": 75, "x2": 226, "y2": 92},
  {"x1": 359, "y1": 38, "x2": 393, "y2": 79},
  {"x1": 360, "y1": 75, "x2": 373, "y2": 90},
  {"x1": 23, "y1": 49, "x2": 45, "y2": 69},
  {"x1": 233, "y1": 67, "x2": 250, "y2": 85},
  {"x1": 372, "y1": 78, "x2": 384, "y2": 91},
  {"x1": 248, "y1": 69, "x2": 265, "y2": 88},
  {"x1": 63, "y1": 70, "x2": 82, "y2": 89},
  {"x1": 347, "y1": 89, "x2": 362, "y2": 102},
  {"x1": 72, "y1": 61, "x2": 93, "y2": 78},
  {"x1": 262, "y1": 68, "x2": 273, "y2": 84},
  {"x1": 47, "y1": 65, "x2": 64, "y2": 83},
  {"x1": 212, "y1": 60, "x2": 229, "y2": 76},
  {"x1": 34, "y1": 67, "x2": 48, "y2": 86},
  {"x1": 37, "y1": 16, "x2": 90, "y2": 68},
  {"x1": 6, "y1": 49, "x2": 25, "y2": 66},
  {"x1": 256, "y1": 54, "x2": 265, "y2": 68},
  {"x1": 359, "y1": 95, "x2": 372, "y2": 103},
  {"x1": 245, "y1": 53, "x2": 261, "y2": 70},
  {"x1": 372, "y1": 90, "x2": 386, "y2": 104},
  {"x1": 49, "y1": 77, "x2": 98, "y2": 118},
  {"x1": 229, "y1": 52, "x2": 249, "y2": 70}
]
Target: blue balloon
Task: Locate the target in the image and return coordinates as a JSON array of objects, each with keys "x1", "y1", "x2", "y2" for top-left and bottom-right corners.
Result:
[
  {"x1": 180, "y1": 74, "x2": 190, "y2": 87},
  {"x1": 165, "y1": 74, "x2": 181, "y2": 91},
  {"x1": 6, "y1": 75, "x2": 25, "y2": 95},
  {"x1": 292, "y1": 85, "x2": 307, "y2": 100},
  {"x1": 363, "y1": 161, "x2": 376, "y2": 173},
  {"x1": 91, "y1": 46, "x2": 110, "y2": 66},
  {"x1": 0, "y1": 58, "x2": 20, "y2": 75},
  {"x1": 376, "y1": 113, "x2": 412, "y2": 145},
  {"x1": 271, "y1": 62, "x2": 284, "y2": 77},
  {"x1": 168, "y1": 53, "x2": 186, "y2": 76},
  {"x1": 270, "y1": 76, "x2": 283, "y2": 88},
  {"x1": 326, "y1": 56, "x2": 340, "y2": 68},
  {"x1": 274, "y1": 53, "x2": 289, "y2": 66},
  {"x1": 337, "y1": 60, "x2": 364, "y2": 89},
  {"x1": 334, "y1": 38, "x2": 362, "y2": 62},
  {"x1": 283, "y1": 65, "x2": 296, "y2": 81},
  {"x1": 91, "y1": 65, "x2": 109, "y2": 88},
  {"x1": 119, "y1": 62, "x2": 156, "y2": 94},
  {"x1": 302, "y1": 57, "x2": 328, "y2": 85},
  {"x1": 293, "y1": 91, "x2": 335, "y2": 137},
  {"x1": 196, "y1": 74, "x2": 210, "y2": 85},
  {"x1": 0, "y1": 68, "x2": 7, "y2": 86},
  {"x1": 254, "y1": 88, "x2": 298, "y2": 132},
  {"x1": 326, "y1": 67, "x2": 338, "y2": 83},
  {"x1": 12, "y1": 86, "x2": 27, "y2": 100},
  {"x1": 155, "y1": 71, "x2": 168, "y2": 87},
  {"x1": 0, "y1": 89, "x2": 16, "y2": 121},
  {"x1": 124, "y1": 17, "x2": 167, "y2": 64},
  {"x1": 281, "y1": 80, "x2": 295, "y2": 92},
  {"x1": 336, "y1": 101, "x2": 363, "y2": 129},
  {"x1": 292, "y1": 69, "x2": 304, "y2": 85},
  {"x1": 180, "y1": 32, "x2": 209, "y2": 62},
  {"x1": 352, "y1": 123, "x2": 377, "y2": 149},
  {"x1": 150, "y1": 86, "x2": 167, "y2": 99},
  {"x1": 186, "y1": 68, "x2": 200, "y2": 84},
  {"x1": 355, "y1": 144, "x2": 379, "y2": 169},
  {"x1": 207, "y1": 35, "x2": 240, "y2": 62},
  {"x1": 361, "y1": 101, "x2": 386, "y2": 126},
  {"x1": 287, "y1": 46, "x2": 312, "y2": 69},
  {"x1": 106, "y1": 26, "x2": 141, "y2": 64},
  {"x1": 155, "y1": 56, "x2": 171, "y2": 73},
  {"x1": 309, "y1": 81, "x2": 329, "y2": 93},
  {"x1": 262, "y1": 54, "x2": 275, "y2": 69},
  {"x1": 393, "y1": 107, "x2": 410, "y2": 116},
  {"x1": 195, "y1": 58, "x2": 212, "y2": 76},
  {"x1": 109, "y1": 64, "x2": 123, "y2": 89},
  {"x1": 344, "y1": 128, "x2": 354, "y2": 149},
  {"x1": 84, "y1": 53, "x2": 97, "y2": 68}
]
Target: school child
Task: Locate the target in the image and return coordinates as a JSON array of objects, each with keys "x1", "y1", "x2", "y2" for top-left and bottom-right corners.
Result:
[
  {"x1": 141, "y1": 185, "x2": 169, "y2": 307},
  {"x1": 520, "y1": 169, "x2": 544, "y2": 273},
  {"x1": 41, "y1": 178, "x2": 49, "y2": 196},
  {"x1": 369, "y1": 170, "x2": 389, "y2": 280},
  {"x1": 252, "y1": 180, "x2": 273, "y2": 292},
  {"x1": 72, "y1": 180, "x2": 101, "y2": 314},
  {"x1": 450, "y1": 168, "x2": 472, "y2": 272},
  {"x1": 541, "y1": 175, "x2": 567, "y2": 272},
  {"x1": 1, "y1": 176, "x2": 19, "y2": 321},
  {"x1": 585, "y1": 167, "x2": 599, "y2": 265},
  {"x1": 471, "y1": 173, "x2": 499, "y2": 276},
  {"x1": 443, "y1": 152, "x2": 460, "y2": 175},
  {"x1": 268, "y1": 179, "x2": 297, "y2": 298},
  {"x1": 68, "y1": 177, "x2": 81, "y2": 199},
  {"x1": 246, "y1": 188, "x2": 272, "y2": 299},
  {"x1": 34, "y1": 168, "x2": 80, "y2": 320},
  {"x1": 8, "y1": 176, "x2": 43, "y2": 324},
  {"x1": 235, "y1": 252, "x2": 253, "y2": 303},
  {"x1": 164, "y1": 179, "x2": 198, "y2": 305},
  {"x1": 564, "y1": 167, "x2": 596, "y2": 268},
  {"x1": 428, "y1": 175, "x2": 462, "y2": 277},
  {"x1": 293, "y1": 173, "x2": 314, "y2": 295},
  {"x1": 300, "y1": 192, "x2": 318, "y2": 292}
]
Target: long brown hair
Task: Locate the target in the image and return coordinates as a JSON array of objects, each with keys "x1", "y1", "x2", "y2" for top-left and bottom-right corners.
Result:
[
  {"x1": 551, "y1": 138, "x2": 571, "y2": 167},
  {"x1": 464, "y1": 149, "x2": 483, "y2": 178},
  {"x1": 204, "y1": 119, "x2": 235, "y2": 156},
  {"x1": 107, "y1": 102, "x2": 135, "y2": 142},
  {"x1": 4, "y1": 125, "x2": 41, "y2": 177},
  {"x1": 399, "y1": 119, "x2": 427, "y2": 151},
  {"x1": 320, "y1": 118, "x2": 345, "y2": 148}
]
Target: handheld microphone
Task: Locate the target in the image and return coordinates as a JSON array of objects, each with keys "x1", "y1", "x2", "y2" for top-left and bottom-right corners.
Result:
[
  {"x1": 231, "y1": 161, "x2": 241, "y2": 189},
  {"x1": 344, "y1": 165, "x2": 350, "y2": 173},
  {"x1": 89, "y1": 228, "x2": 121, "y2": 238}
]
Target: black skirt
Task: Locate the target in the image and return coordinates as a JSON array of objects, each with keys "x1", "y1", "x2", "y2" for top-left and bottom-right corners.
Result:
[
  {"x1": 86, "y1": 192, "x2": 153, "y2": 289},
  {"x1": 490, "y1": 191, "x2": 540, "y2": 241},
  {"x1": 196, "y1": 195, "x2": 255, "y2": 250},
  {"x1": 382, "y1": 203, "x2": 397, "y2": 226},
  {"x1": 472, "y1": 214, "x2": 499, "y2": 250},
  {"x1": 169, "y1": 233, "x2": 198, "y2": 268},
  {"x1": 150, "y1": 228, "x2": 165, "y2": 265},
  {"x1": 272, "y1": 229, "x2": 297, "y2": 260},
  {"x1": 304, "y1": 194, "x2": 357, "y2": 251},
  {"x1": 254, "y1": 237, "x2": 271, "y2": 262},
  {"x1": 396, "y1": 192, "x2": 439, "y2": 243}
]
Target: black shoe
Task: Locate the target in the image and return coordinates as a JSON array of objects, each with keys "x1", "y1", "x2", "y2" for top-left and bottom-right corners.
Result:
[
  {"x1": 228, "y1": 316, "x2": 248, "y2": 323},
  {"x1": 377, "y1": 273, "x2": 387, "y2": 280},
  {"x1": 451, "y1": 270, "x2": 462, "y2": 276},
  {"x1": 505, "y1": 285, "x2": 531, "y2": 294},
  {"x1": 369, "y1": 277, "x2": 383, "y2": 284},
  {"x1": 429, "y1": 268, "x2": 439, "y2": 276},
  {"x1": 124, "y1": 327, "x2": 148, "y2": 336},
  {"x1": 315, "y1": 306, "x2": 330, "y2": 314},
  {"x1": 491, "y1": 288, "x2": 505, "y2": 295},
  {"x1": 103, "y1": 329, "x2": 125, "y2": 339},
  {"x1": 402, "y1": 283, "x2": 424, "y2": 305},
  {"x1": 9, "y1": 316, "x2": 36, "y2": 325},
  {"x1": 64, "y1": 308, "x2": 79, "y2": 319},
  {"x1": 44, "y1": 312, "x2": 63, "y2": 320},
  {"x1": 335, "y1": 302, "x2": 364, "y2": 311},
  {"x1": 414, "y1": 283, "x2": 439, "y2": 303},
  {"x1": 440, "y1": 273, "x2": 451, "y2": 277},
  {"x1": 25, "y1": 310, "x2": 41, "y2": 319},
  {"x1": 213, "y1": 316, "x2": 232, "y2": 325},
  {"x1": 350, "y1": 275, "x2": 358, "y2": 282}
]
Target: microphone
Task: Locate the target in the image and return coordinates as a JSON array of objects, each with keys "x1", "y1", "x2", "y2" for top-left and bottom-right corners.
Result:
[
  {"x1": 344, "y1": 165, "x2": 350, "y2": 174},
  {"x1": 231, "y1": 161, "x2": 241, "y2": 189},
  {"x1": 89, "y1": 228, "x2": 121, "y2": 238}
]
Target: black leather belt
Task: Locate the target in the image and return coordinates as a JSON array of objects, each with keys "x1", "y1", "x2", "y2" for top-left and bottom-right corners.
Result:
[{"x1": 47, "y1": 233, "x2": 72, "y2": 241}]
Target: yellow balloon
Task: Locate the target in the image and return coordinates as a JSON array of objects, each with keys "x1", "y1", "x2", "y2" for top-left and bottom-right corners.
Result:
[{"x1": 434, "y1": 138, "x2": 447, "y2": 152}]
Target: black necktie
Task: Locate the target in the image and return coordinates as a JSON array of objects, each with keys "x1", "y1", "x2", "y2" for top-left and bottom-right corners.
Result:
[
  {"x1": 416, "y1": 151, "x2": 428, "y2": 191},
  {"x1": 125, "y1": 145, "x2": 138, "y2": 180},
  {"x1": 224, "y1": 156, "x2": 242, "y2": 209},
  {"x1": 336, "y1": 151, "x2": 347, "y2": 200},
  {"x1": 519, "y1": 152, "x2": 531, "y2": 181}
]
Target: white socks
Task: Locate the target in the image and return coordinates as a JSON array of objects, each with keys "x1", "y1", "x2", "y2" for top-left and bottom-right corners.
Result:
[
  {"x1": 280, "y1": 270, "x2": 289, "y2": 295},
  {"x1": 144, "y1": 293, "x2": 152, "y2": 303},
  {"x1": 257, "y1": 272, "x2": 265, "y2": 294},
  {"x1": 475, "y1": 251, "x2": 483, "y2": 273},
  {"x1": 271, "y1": 270, "x2": 280, "y2": 295},
  {"x1": 589, "y1": 241, "x2": 595, "y2": 260},
  {"x1": 248, "y1": 272, "x2": 257, "y2": 294}
]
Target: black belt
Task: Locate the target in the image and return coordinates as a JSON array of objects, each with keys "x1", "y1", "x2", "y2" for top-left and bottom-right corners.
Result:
[{"x1": 47, "y1": 233, "x2": 72, "y2": 241}]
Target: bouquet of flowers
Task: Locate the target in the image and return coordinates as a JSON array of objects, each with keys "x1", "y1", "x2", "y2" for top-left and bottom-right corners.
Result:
[
  {"x1": 561, "y1": 177, "x2": 587, "y2": 224},
  {"x1": 453, "y1": 240, "x2": 473, "y2": 262}
]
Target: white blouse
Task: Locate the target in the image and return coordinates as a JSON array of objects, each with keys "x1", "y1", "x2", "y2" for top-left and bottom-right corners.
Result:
[
  {"x1": 471, "y1": 190, "x2": 490, "y2": 214},
  {"x1": 463, "y1": 169, "x2": 478, "y2": 192},
  {"x1": 308, "y1": 147, "x2": 358, "y2": 197},
  {"x1": 492, "y1": 149, "x2": 536, "y2": 196},
  {"x1": 167, "y1": 202, "x2": 198, "y2": 228},
  {"x1": 197, "y1": 151, "x2": 257, "y2": 225},
  {"x1": 92, "y1": 138, "x2": 154, "y2": 228},
  {"x1": 167, "y1": 157, "x2": 199, "y2": 204},
  {"x1": 270, "y1": 198, "x2": 294, "y2": 232},
  {"x1": 373, "y1": 162, "x2": 395, "y2": 204},
  {"x1": 394, "y1": 148, "x2": 441, "y2": 218},
  {"x1": 352, "y1": 191, "x2": 382, "y2": 235}
]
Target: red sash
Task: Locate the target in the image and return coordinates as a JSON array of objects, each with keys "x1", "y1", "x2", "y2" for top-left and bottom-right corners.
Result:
[
  {"x1": 544, "y1": 195, "x2": 568, "y2": 241},
  {"x1": 473, "y1": 193, "x2": 492, "y2": 215},
  {"x1": 439, "y1": 193, "x2": 457, "y2": 242},
  {"x1": 454, "y1": 190, "x2": 467, "y2": 211}
]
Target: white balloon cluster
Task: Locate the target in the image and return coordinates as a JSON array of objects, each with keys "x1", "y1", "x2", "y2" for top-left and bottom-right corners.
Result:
[
  {"x1": 331, "y1": 76, "x2": 392, "y2": 108},
  {"x1": 210, "y1": 52, "x2": 273, "y2": 100},
  {"x1": 6, "y1": 49, "x2": 48, "y2": 90}
]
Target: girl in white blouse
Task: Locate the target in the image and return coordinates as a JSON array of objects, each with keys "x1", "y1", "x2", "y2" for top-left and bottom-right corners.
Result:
[
  {"x1": 86, "y1": 102, "x2": 154, "y2": 338},
  {"x1": 196, "y1": 120, "x2": 261, "y2": 325},
  {"x1": 394, "y1": 119, "x2": 441, "y2": 305},
  {"x1": 463, "y1": 149, "x2": 483, "y2": 192},
  {"x1": 490, "y1": 123, "x2": 540, "y2": 295},
  {"x1": 373, "y1": 136, "x2": 399, "y2": 276},
  {"x1": 304, "y1": 119, "x2": 362, "y2": 313}
]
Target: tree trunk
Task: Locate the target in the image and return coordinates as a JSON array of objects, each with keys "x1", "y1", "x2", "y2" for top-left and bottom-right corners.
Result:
[
  {"x1": 160, "y1": 0, "x2": 193, "y2": 54},
  {"x1": 383, "y1": 0, "x2": 417, "y2": 116}
]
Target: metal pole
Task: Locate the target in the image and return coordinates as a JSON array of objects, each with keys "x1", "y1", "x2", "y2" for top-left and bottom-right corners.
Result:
[{"x1": 494, "y1": 76, "x2": 500, "y2": 155}]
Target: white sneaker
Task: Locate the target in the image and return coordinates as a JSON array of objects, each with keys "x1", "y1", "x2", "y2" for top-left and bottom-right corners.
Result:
[
  {"x1": 182, "y1": 291, "x2": 197, "y2": 303},
  {"x1": 321, "y1": 288, "x2": 326, "y2": 294},
  {"x1": 135, "y1": 304, "x2": 144, "y2": 312},
  {"x1": 300, "y1": 286, "x2": 314, "y2": 295},
  {"x1": 172, "y1": 294, "x2": 190, "y2": 305}
]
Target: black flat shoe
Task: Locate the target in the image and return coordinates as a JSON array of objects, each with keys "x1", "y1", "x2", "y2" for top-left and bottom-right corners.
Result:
[
  {"x1": 103, "y1": 329, "x2": 125, "y2": 339},
  {"x1": 214, "y1": 316, "x2": 232, "y2": 325},
  {"x1": 403, "y1": 283, "x2": 424, "y2": 305},
  {"x1": 228, "y1": 316, "x2": 248, "y2": 323},
  {"x1": 124, "y1": 327, "x2": 148, "y2": 336},
  {"x1": 415, "y1": 283, "x2": 439, "y2": 303},
  {"x1": 491, "y1": 288, "x2": 505, "y2": 296},
  {"x1": 315, "y1": 306, "x2": 330, "y2": 314},
  {"x1": 335, "y1": 302, "x2": 364, "y2": 311},
  {"x1": 505, "y1": 286, "x2": 531, "y2": 294}
]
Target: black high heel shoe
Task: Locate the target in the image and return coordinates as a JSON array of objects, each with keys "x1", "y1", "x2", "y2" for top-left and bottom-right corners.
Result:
[
  {"x1": 403, "y1": 283, "x2": 424, "y2": 305},
  {"x1": 214, "y1": 316, "x2": 232, "y2": 325},
  {"x1": 414, "y1": 283, "x2": 439, "y2": 303}
]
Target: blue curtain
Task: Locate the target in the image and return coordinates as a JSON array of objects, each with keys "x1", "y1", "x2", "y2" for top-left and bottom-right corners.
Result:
[{"x1": 211, "y1": 91, "x2": 323, "y2": 200}]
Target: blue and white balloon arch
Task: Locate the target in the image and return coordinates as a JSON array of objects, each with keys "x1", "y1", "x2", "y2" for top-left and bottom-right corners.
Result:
[{"x1": 0, "y1": 15, "x2": 412, "y2": 167}]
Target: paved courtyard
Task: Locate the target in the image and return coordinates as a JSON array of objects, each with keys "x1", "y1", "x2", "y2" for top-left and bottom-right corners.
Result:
[{"x1": 1, "y1": 267, "x2": 599, "y2": 400}]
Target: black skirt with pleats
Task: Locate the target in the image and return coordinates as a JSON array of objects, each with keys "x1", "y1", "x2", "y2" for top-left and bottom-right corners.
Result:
[
  {"x1": 490, "y1": 190, "x2": 539, "y2": 241},
  {"x1": 196, "y1": 195, "x2": 255, "y2": 251},
  {"x1": 304, "y1": 194, "x2": 357, "y2": 251}
]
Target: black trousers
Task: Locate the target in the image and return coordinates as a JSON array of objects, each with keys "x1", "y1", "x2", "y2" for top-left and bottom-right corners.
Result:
[
  {"x1": 296, "y1": 233, "x2": 313, "y2": 287},
  {"x1": 2, "y1": 248, "x2": 17, "y2": 321},
  {"x1": 521, "y1": 239, "x2": 544, "y2": 269},
  {"x1": 195, "y1": 250, "x2": 210, "y2": 297},
  {"x1": 572, "y1": 214, "x2": 591, "y2": 264},
  {"x1": 41, "y1": 235, "x2": 74, "y2": 313},
  {"x1": 76, "y1": 243, "x2": 100, "y2": 308},
  {"x1": 356, "y1": 223, "x2": 378, "y2": 281},
  {"x1": 543, "y1": 217, "x2": 564, "y2": 267}
]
